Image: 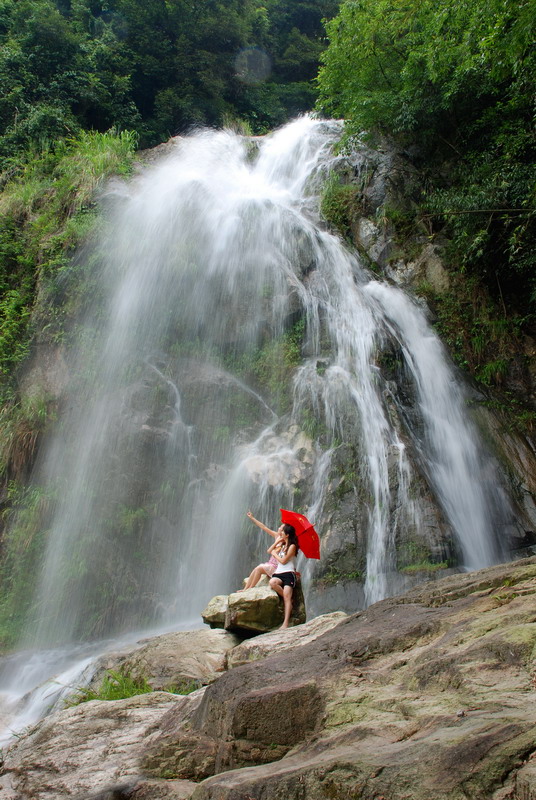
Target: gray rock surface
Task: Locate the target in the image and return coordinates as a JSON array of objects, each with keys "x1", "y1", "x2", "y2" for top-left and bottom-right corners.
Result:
[
  {"x1": 4, "y1": 559, "x2": 536, "y2": 799},
  {"x1": 0, "y1": 690, "x2": 203, "y2": 800},
  {"x1": 89, "y1": 629, "x2": 241, "y2": 691}
]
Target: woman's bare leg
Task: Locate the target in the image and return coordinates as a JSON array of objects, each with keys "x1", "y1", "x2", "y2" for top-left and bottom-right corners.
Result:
[
  {"x1": 269, "y1": 577, "x2": 293, "y2": 627},
  {"x1": 281, "y1": 585, "x2": 293, "y2": 628},
  {"x1": 239, "y1": 565, "x2": 268, "y2": 591}
]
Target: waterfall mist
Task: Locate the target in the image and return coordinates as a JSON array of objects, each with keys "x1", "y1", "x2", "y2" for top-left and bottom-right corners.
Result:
[{"x1": 11, "y1": 117, "x2": 515, "y2": 652}]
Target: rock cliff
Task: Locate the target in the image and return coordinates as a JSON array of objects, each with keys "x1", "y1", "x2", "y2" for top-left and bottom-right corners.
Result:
[{"x1": 327, "y1": 137, "x2": 536, "y2": 539}]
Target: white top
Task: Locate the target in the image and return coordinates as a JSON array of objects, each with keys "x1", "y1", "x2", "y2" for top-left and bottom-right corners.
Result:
[{"x1": 273, "y1": 547, "x2": 297, "y2": 574}]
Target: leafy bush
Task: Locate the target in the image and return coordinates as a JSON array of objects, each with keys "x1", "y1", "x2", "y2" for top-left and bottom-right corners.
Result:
[{"x1": 66, "y1": 668, "x2": 154, "y2": 705}]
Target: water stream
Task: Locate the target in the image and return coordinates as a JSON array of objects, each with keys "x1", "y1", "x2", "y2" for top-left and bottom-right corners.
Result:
[{"x1": 0, "y1": 116, "x2": 515, "y2": 741}]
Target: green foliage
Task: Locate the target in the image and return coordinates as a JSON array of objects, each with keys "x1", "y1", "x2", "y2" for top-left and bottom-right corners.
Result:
[
  {"x1": 66, "y1": 668, "x2": 153, "y2": 705},
  {"x1": 0, "y1": 129, "x2": 137, "y2": 390},
  {"x1": 475, "y1": 359, "x2": 509, "y2": 387},
  {"x1": 492, "y1": 590, "x2": 518, "y2": 606},
  {"x1": 318, "y1": 0, "x2": 535, "y2": 145},
  {"x1": 320, "y1": 567, "x2": 361, "y2": 585},
  {"x1": 0, "y1": 481, "x2": 53, "y2": 648},
  {"x1": 115, "y1": 505, "x2": 149, "y2": 537},
  {"x1": 299, "y1": 407, "x2": 328, "y2": 441},
  {"x1": 0, "y1": 0, "x2": 338, "y2": 161},
  {"x1": 400, "y1": 561, "x2": 448, "y2": 575},
  {"x1": 397, "y1": 539, "x2": 434, "y2": 571},
  {"x1": 0, "y1": 390, "x2": 54, "y2": 478},
  {"x1": 423, "y1": 151, "x2": 536, "y2": 314},
  {"x1": 320, "y1": 173, "x2": 362, "y2": 239},
  {"x1": 237, "y1": 0, "x2": 340, "y2": 128},
  {"x1": 0, "y1": 129, "x2": 140, "y2": 649},
  {"x1": 164, "y1": 679, "x2": 202, "y2": 695},
  {"x1": 251, "y1": 318, "x2": 306, "y2": 411},
  {"x1": 317, "y1": 0, "x2": 536, "y2": 319},
  {"x1": 417, "y1": 274, "x2": 535, "y2": 427},
  {"x1": 66, "y1": 667, "x2": 200, "y2": 706}
]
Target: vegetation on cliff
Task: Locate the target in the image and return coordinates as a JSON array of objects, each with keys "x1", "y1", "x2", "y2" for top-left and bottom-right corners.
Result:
[
  {"x1": 317, "y1": 0, "x2": 535, "y2": 417},
  {"x1": 0, "y1": 0, "x2": 336, "y2": 420}
]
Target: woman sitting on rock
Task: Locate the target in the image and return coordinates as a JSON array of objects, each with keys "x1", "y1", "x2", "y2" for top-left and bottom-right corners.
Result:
[
  {"x1": 268, "y1": 524, "x2": 299, "y2": 629},
  {"x1": 239, "y1": 510, "x2": 283, "y2": 590}
]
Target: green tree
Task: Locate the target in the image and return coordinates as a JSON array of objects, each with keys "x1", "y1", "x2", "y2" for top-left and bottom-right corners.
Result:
[
  {"x1": 317, "y1": 0, "x2": 536, "y2": 315},
  {"x1": 252, "y1": 0, "x2": 339, "y2": 124}
]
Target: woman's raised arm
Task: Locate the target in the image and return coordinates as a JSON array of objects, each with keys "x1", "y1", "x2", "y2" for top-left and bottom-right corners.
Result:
[{"x1": 246, "y1": 510, "x2": 278, "y2": 538}]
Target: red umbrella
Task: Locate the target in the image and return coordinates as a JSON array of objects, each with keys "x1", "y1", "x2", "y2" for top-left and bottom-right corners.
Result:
[{"x1": 280, "y1": 508, "x2": 320, "y2": 559}]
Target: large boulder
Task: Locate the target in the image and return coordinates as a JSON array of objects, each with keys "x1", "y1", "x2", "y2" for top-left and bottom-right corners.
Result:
[
  {"x1": 88, "y1": 628, "x2": 241, "y2": 691},
  {"x1": 227, "y1": 610, "x2": 347, "y2": 668},
  {"x1": 142, "y1": 678, "x2": 324, "y2": 781},
  {"x1": 0, "y1": 690, "x2": 203, "y2": 800},
  {"x1": 200, "y1": 595, "x2": 228, "y2": 629},
  {"x1": 201, "y1": 580, "x2": 306, "y2": 635}
]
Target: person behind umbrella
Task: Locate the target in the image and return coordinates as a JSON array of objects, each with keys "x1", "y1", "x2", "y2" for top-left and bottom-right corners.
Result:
[
  {"x1": 268, "y1": 524, "x2": 300, "y2": 629},
  {"x1": 238, "y1": 511, "x2": 281, "y2": 591}
]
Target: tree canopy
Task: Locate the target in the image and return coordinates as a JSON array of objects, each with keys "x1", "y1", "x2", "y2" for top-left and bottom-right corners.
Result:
[
  {"x1": 317, "y1": 0, "x2": 536, "y2": 317},
  {"x1": 0, "y1": 0, "x2": 337, "y2": 168}
]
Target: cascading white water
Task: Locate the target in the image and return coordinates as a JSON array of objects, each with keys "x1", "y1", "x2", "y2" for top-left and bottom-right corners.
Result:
[
  {"x1": 25, "y1": 117, "x2": 350, "y2": 646},
  {"x1": 0, "y1": 116, "x2": 515, "y2": 742},
  {"x1": 365, "y1": 282, "x2": 510, "y2": 568}
]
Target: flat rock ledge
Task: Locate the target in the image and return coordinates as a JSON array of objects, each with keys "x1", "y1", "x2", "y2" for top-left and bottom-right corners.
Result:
[
  {"x1": 201, "y1": 578, "x2": 307, "y2": 634},
  {"x1": 3, "y1": 558, "x2": 536, "y2": 800}
]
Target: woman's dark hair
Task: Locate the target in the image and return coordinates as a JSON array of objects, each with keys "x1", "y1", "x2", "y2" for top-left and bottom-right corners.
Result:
[{"x1": 283, "y1": 523, "x2": 299, "y2": 552}]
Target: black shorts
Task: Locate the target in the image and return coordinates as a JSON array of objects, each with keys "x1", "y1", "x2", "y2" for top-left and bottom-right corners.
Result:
[{"x1": 272, "y1": 571, "x2": 296, "y2": 588}]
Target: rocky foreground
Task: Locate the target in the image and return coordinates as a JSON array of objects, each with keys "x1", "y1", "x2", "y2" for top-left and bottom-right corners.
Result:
[{"x1": 2, "y1": 557, "x2": 536, "y2": 800}]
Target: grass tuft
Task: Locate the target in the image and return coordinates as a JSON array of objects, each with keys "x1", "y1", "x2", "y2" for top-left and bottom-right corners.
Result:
[{"x1": 65, "y1": 668, "x2": 201, "y2": 707}]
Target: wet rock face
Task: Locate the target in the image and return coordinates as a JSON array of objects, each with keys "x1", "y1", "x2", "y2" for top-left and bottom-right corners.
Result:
[
  {"x1": 306, "y1": 434, "x2": 456, "y2": 616},
  {"x1": 326, "y1": 135, "x2": 536, "y2": 567},
  {"x1": 336, "y1": 139, "x2": 421, "y2": 271},
  {"x1": 474, "y1": 404, "x2": 536, "y2": 534}
]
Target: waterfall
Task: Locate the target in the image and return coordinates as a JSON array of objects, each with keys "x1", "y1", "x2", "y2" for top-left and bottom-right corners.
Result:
[
  {"x1": 7, "y1": 116, "x2": 514, "y2": 657},
  {"x1": 365, "y1": 283, "x2": 509, "y2": 569}
]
